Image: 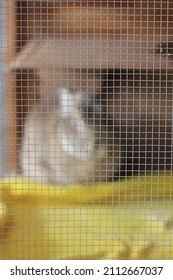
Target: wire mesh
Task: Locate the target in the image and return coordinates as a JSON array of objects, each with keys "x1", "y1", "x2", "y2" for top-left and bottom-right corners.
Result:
[{"x1": 0, "y1": 0, "x2": 173, "y2": 260}]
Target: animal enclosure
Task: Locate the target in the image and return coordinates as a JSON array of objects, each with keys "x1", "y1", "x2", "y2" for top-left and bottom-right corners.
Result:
[{"x1": 0, "y1": 0, "x2": 173, "y2": 260}]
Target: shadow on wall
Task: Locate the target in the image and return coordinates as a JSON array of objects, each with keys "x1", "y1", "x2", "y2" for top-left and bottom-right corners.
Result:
[{"x1": 0, "y1": 1, "x2": 9, "y2": 177}]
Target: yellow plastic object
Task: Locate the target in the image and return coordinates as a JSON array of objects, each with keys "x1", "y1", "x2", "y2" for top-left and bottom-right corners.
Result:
[{"x1": 0, "y1": 173, "x2": 173, "y2": 260}]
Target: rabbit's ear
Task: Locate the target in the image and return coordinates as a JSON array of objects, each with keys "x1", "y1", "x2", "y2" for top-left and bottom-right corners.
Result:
[{"x1": 59, "y1": 88, "x2": 77, "y2": 116}]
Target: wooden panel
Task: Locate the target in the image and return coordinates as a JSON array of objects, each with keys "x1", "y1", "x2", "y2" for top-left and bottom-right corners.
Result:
[
  {"x1": 18, "y1": 0, "x2": 173, "y2": 46},
  {"x1": 11, "y1": 35, "x2": 173, "y2": 70}
]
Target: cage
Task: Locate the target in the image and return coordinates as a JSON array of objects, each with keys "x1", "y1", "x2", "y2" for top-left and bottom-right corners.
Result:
[{"x1": 0, "y1": 0, "x2": 173, "y2": 260}]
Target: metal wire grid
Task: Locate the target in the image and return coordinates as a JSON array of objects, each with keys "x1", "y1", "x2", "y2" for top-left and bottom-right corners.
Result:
[{"x1": 0, "y1": 0, "x2": 173, "y2": 260}]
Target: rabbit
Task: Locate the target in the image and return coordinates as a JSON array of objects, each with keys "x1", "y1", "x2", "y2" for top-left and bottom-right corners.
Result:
[{"x1": 21, "y1": 88, "x2": 121, "y2": 184}]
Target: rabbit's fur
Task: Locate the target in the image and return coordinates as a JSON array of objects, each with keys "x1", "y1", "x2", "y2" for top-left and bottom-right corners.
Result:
[{"x1": 21, "y1": 88, "x2": 120, "y2": 184}]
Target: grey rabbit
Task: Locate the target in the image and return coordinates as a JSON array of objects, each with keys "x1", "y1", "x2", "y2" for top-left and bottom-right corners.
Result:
[{"x1": 21, "y1": 88, "x2": 121, "y2": 184}]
